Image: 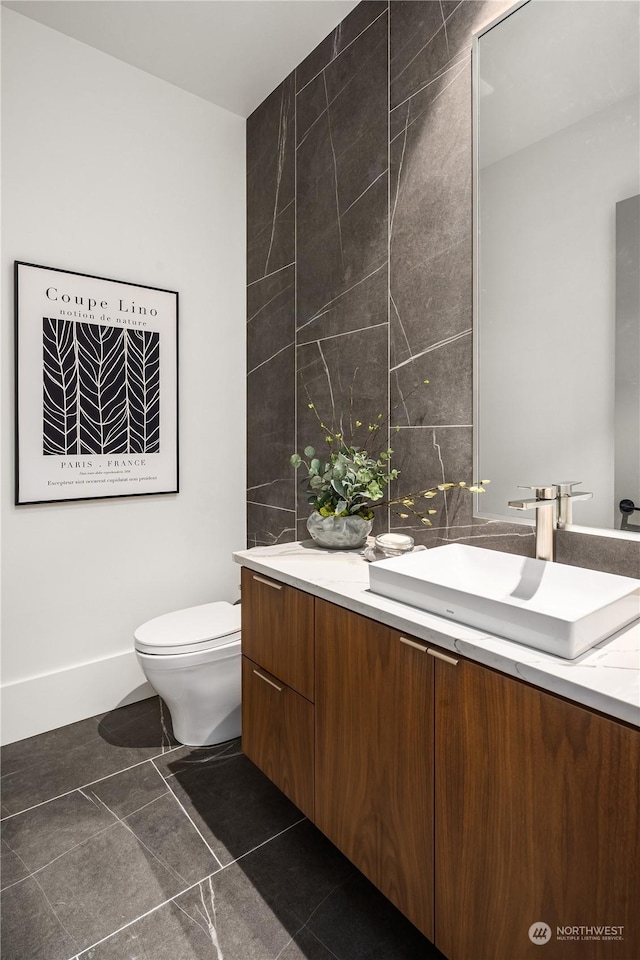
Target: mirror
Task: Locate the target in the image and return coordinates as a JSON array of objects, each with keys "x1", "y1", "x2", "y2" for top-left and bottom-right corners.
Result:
[{"x1": 473, "y1": 0, "x2": 640, "y2": 537}]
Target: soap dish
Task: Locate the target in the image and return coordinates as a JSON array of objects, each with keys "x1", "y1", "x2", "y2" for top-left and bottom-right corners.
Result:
[{"x1": 374, "y1": 533, "x2": 414, "y2": 558}]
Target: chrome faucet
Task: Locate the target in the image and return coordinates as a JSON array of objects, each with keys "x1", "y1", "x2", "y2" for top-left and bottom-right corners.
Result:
[
  {"x1": 508, "y1": 485, "x2": 557, "y2": 561},
  {"x1": 555, "y1": 481, "x2": 592, "y2": 527},
  {"x1": 508, "y1": 482, "x2": 592, "y2": 561}
]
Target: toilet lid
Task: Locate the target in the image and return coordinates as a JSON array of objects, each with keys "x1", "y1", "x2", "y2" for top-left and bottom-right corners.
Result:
[{"x1": 134, "y1": 601, "x2": 241, "y2": 656}]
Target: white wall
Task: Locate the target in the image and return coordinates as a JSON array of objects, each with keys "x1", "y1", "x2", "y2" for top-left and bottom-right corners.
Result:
[{"x1": 1, "y1": 9, "x2": 246, "y2": 743}]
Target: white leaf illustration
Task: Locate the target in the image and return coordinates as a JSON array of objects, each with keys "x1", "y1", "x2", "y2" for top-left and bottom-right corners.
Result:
[
  {"x1": 42, "y1": 318, "x2": 79, "y2": 455},
  {"x1": 42, "y1": 319, "x2": 160, "y2": 456}
]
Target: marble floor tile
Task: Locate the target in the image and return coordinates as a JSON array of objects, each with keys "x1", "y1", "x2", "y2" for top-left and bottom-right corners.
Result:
[
  {"x1": 0, "y1": 837, "x2": 30, "y2": 890},
  {"x1": 78, "y1": 868, "x2": 296, "y2": 960},
  {"x1": 0, "y1": 697, "x2": 176, "y2": 816},
  {"x1": 80, "y1": 819, "x2": 440, "y2": 960},
  {"x1": 98, "y1": 696, "x2": 176, "y2": 749},
  {"x1": 233, "y1": 818, "x2": 356, "y2": 926},
  {"x1": 1, "y1": 712, "x2": 108, "y2": 777},
  {"x1": 89, "y1": 758, "x2": 168, "y2": 820},
  {"x1": 77, "y1": 891, "x2": 222, "y2": 960},
  {"x1": 156, "y1": 749, "x2": 304, "y2": 866},
  {"x1": 84, "y1": 913, "x2": 338, "y2": 960},
  {"x1": 33, "y1": 802, "x2": 217, "y2": 956},
  {"x1": 177, "y1": 865, "x2": 304, "y2": 960},
  {"x1": 33, "y1": 821, "x2": 183, "y2": 951},
  {"x1": 233, "y1": 820, "x2": 441, "y2": 958},
  {"x1": 82, "y1": 865, "x2": 304, "y2": 960},
  {"x1": 124, "y1": 791, "x2": 221, "y2": 883},
  {"x1": 1, "y1": 874, "x2": 79, "y2": 960},
  {"x1": 1, "y1": 761, "x2": 219, "y2": 956},
  {"x1": 1, "y1": 790, "x2": 115, "y2": 877},
  {"x1": 307, "y1": 870, "x2": 445, "y2": 960}
]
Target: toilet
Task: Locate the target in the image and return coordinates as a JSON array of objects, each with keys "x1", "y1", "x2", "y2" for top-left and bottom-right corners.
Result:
[{"x1": 134, "y1": 601, "x2": 242, "y2": 747}]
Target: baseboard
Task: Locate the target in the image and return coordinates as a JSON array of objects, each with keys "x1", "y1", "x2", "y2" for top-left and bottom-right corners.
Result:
[{"x1": 1, "y1": 650, "x2": 155, "y2": 745}]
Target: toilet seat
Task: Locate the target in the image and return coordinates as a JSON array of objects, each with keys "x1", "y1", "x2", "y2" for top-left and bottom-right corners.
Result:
[{"x1": 134, "y1": 601, "x2": 241, "y2": 656}]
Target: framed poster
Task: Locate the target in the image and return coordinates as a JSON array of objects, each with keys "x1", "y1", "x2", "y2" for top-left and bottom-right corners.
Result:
[{"x1": 15, "y1": 262, "x2": 179, "y2": 504}]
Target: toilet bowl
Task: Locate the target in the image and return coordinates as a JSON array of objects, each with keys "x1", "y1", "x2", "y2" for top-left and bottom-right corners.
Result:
[{"x1": 134, "y1": 601, "x2": 242, "y2": 747}]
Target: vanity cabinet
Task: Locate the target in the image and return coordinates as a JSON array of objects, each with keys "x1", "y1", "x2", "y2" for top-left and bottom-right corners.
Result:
[
  {"x1": 240, "y1": 569, "x2": 640, "y2": 960},
  {"x1": 435, "y1": 656, "x2": 640, "y2": 960},
  {"x1": 241, "y1": 658, "x2": 314, "y2": 819},
  {"x1": 315, "y1": 599, "x2": 434, "y2": 940},
  {"x1": 240, "y1": 567, "x2": 314, "y2": 700},
  {"x1": 240, "y1": 567, "x2": 315, "y2": 818}
]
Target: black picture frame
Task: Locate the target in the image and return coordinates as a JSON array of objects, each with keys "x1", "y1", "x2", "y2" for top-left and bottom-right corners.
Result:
[{"x1": 15, "y1": 261, "x2": 179, "y2": 504}]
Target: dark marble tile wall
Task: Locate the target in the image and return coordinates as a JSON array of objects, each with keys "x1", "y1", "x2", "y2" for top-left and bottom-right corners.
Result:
[
  {"x1": 247, "y1": 1, "x2": 389, "y2": 547},
  {"x1": 246, "y1": 0, "x2": 638, "y2": 575},
  {"x1": 246, "y1": 0, "x2": 517, "y2": 550},
  {"x1": 387, "y1": 0, "x2": 532, "y2": 553},
  {"x1": 247, "y1": 76, "x2": 297, "y2": 547},
  {"x1": 296, "y1": 1, "x2": 390, "y2": 540},
  {"x1": 555, "y1": 529, "x2": 640, "y2": 578}
]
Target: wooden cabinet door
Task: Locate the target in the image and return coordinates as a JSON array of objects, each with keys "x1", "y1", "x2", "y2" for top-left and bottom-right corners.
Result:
[
  {"x1": 435, "y1": 655, "x2": 640, "y2": 960},
  {"x1": 241, "y1": 567, "x2": 314, "y2": 700},
  {"x1": 315, "y1": 600, "x2": 434, "y2": 940},
  {"x1": 242, "y1": 656, "x2": 314, "y2": 819}
]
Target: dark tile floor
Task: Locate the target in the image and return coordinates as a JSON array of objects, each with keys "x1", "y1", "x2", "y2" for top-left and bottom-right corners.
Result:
[{"x1": 1, "y1": 697, "x2": 444, "y2": 960}]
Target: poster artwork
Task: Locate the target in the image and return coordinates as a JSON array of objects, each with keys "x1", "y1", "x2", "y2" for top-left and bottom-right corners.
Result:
[
  {"x1": 42, "y1": 319, "x2": 160, "y2": 456},
  {"x1": 16, "y1": 262, "x2": 178, "y2": 504}
]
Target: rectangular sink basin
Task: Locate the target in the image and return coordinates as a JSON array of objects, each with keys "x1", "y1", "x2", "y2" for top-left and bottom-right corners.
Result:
[{"x1": 369, "y1": 544, "x2": 640, "y2": 659}]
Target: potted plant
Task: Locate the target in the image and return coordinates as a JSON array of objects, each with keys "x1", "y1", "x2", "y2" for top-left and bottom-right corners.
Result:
[{"x1": 291, "y1": 401, "x2": 487, "y2": 549}]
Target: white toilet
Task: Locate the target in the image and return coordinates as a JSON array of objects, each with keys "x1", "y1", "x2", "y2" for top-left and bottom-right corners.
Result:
[{"x1": 134, "y1": 601, "x2": 242, "y2": 747}]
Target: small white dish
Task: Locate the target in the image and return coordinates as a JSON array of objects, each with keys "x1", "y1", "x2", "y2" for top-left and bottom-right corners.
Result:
[{"x1": 374, "y1": 533, "x2": 415, "y2": 557}]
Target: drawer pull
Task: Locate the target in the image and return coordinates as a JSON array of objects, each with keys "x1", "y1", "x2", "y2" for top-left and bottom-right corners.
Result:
[
  {"x1": 427, "y1": 647, "x2": 459, "y2": 666},
  {"x1": 252, "y1": 574, "x2": 282, "y2": 590},
  {"x1": 399, "y1": 636, "x2": 428, "y2": 652},
  {"x1": 252, "y1": 669, "x2": 283, "y2": 692}
]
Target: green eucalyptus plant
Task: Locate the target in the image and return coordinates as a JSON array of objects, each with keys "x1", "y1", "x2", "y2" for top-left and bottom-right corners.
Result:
[
  {"x1": 290, "y1": 437, "x2": 397, "y2": 519},
  {"x1": 290, "y1": 396, "x2": 489, "y2": 527}
]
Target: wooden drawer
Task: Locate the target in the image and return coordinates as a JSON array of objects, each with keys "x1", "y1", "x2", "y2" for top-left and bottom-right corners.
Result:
[
  {"x1": 241, "y1": 566, "x2": 314, "y2": 701},
  {"x1": 242, "y1": 655, "x2": 314, "y2": 819}
]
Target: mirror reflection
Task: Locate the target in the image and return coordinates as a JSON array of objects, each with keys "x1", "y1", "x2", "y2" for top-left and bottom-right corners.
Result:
[{"x1": 474, "y1": 0, "x2": 640, "y2": 535}]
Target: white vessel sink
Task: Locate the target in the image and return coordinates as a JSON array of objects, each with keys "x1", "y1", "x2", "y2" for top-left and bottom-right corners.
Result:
[{"x1": 369, "y1": 544, "x2": 640, "y2": 659}]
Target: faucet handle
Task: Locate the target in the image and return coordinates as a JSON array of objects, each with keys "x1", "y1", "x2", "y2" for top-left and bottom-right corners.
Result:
[
  {"x1": 554, "y1": 481, "x2": 592, "y2": 501},
  {"x1": 555, "y1": 480, "x2": 592, "y2": 526},
  {"x1": 517, "y1": 485, "x2": 555, "y2": 499},
  {"x1": 554, "y1": 481, "x2": 583, "y2": 496}
]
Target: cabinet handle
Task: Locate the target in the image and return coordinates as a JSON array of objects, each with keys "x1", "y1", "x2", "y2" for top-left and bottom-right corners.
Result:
[
  {"x1": 399, "y1": 635, "x2": 428, "y2": 652},
  {"x1": 252, "y1": 574, "x2": 282, "y2": 590},
  {"x1": 427, "y1": 647, "x2": 459, "y2": 666},
  {"x1": 252, "y1": 669, "x2": 283, "y2": 692}
]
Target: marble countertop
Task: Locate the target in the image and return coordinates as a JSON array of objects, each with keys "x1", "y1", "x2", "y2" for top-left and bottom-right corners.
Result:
[{"x1": 233, "y1": 541, "x2": 640, "y2": 729}]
